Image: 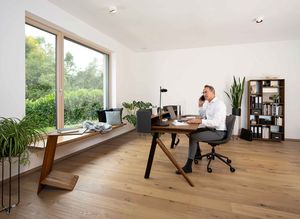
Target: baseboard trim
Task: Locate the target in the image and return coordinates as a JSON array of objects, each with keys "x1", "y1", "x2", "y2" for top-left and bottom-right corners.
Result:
[
  {"x1": 285, "y1": 138, "x2": 300, "y2": 142},
  {"x1": 233, "y1": 135, "x2": 300, "y2": 142}
]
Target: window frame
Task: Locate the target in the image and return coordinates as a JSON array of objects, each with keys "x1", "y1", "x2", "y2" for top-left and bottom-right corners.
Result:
[{"x1": 25, "y1": 14, "x2": 110, "y2": 129}]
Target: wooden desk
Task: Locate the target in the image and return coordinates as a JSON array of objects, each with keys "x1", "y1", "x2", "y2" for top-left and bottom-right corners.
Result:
[
  {"x1": 37, "y1": 125, "x2": 124, "y2": 194},
  {"x1": 144, "y1": 118, "x2": 199, "y2": 187}
]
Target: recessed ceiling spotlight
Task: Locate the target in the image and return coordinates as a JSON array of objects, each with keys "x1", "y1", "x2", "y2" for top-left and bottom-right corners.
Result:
[
  {"x1": 255, "y1": 16, "x2": 264, "y2": 24},
  {"x1": 109, "y1": 6, "x2": 117, "y2": 14}
]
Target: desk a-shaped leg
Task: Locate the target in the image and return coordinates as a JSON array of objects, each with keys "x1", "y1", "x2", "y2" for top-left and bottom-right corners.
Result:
[
  {"x1": 37, "y1": 135, "x2": 79, "y2": 194},
  {"x1": 156, "y1": 138, "x2": 194, "y2": 187},
  {"x1": 144, "y1": 133, "x2": 194, "y2": 187},
  {"x1": 144, "y1": 133, "x2": 159, "y2": 178}
]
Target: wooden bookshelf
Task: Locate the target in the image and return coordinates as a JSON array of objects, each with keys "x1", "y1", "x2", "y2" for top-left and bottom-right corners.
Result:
[{"x1": 247, "y1": 79, "x2": 285, "y2": 141}]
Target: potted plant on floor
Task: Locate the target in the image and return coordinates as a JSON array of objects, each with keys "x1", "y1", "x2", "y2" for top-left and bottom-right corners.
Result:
[
  {"x1": 225, "y1": 76, "x2": 245, "y2": 116},
  {"x1": 0, "y1": 116, "x2": 45, "y2": 164},
  {"x1": 0, "y1": 115, "x2": 45, "y2": 213}
]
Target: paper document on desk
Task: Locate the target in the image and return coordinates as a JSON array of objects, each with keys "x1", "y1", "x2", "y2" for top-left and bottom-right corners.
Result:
[
  {"x1": 178, "y1": 116, "x2": 196, "y2": 122},
  {"x1": 172, "y1": 120, "x2": 188, "y2": 126}
]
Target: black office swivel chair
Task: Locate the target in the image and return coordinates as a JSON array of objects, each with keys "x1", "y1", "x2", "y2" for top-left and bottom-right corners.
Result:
[{"x1": 194, "y1": 115, "x2": 236, "y2": 173}]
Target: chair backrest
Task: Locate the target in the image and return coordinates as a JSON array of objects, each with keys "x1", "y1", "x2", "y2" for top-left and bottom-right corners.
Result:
[
  {"x1": 224, "y1": 115, "x2": 236, "y2": 143},
  {"x1": 136, "y1": 109, "x2": 152, "y2": 133}
]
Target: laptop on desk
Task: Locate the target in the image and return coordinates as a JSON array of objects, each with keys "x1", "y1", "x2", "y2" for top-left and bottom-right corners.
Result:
[{"x1": 166, "y1": 106, "x2": 177, "y2": 119}]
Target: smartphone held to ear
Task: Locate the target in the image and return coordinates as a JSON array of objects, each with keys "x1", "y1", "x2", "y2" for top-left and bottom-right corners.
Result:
[{"x1": 200, "y1": 95, "x2": 205, "y2": 101}]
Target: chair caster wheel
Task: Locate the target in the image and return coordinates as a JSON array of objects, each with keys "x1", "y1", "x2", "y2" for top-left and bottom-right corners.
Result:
[
  {"x1": 230, "y1": 167, "x2": 235, "y2": 172},
  {"x1": 227, "y1": 159, "x2": 231, "y2": 163},
  {"x1": 206, "y1": 155, "x2": 210, "y2": 159},
  {"x1": 194, "y1": 160, "x2": 198, "y2": 164},
  {"x1": 207, "y1": 168, "x2": 212, "y2": 173}
]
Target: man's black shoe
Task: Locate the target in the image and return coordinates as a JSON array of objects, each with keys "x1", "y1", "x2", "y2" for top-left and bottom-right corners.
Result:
[{"x1": 175, "y1": 166, "x2": 192, "y2": 174}]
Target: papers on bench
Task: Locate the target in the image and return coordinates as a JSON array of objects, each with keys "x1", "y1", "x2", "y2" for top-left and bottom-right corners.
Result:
[{"x1": 57, "y1": 128, "x2": 88, "y2": 135}]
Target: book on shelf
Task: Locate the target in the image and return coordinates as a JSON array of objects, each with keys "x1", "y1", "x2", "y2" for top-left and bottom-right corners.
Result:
[
  {"x1": 262, "y1": 104, "x2": 282, "y2": 116},
  {"x1": 262, "y1": 126, "x2": 270, "y2": 139},
  {"x1": 251, "y1": 126, "x2": 262, "y2": 139},
  {"x1": 258, "y1": 126, "x2": 262, "y2": 138},
  {"x1": 250, "y1": 96, "x2": 262, "y2": 109}
]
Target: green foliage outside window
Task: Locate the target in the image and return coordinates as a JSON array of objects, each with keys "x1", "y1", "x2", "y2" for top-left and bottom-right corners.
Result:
[
  {"x1": 63, "y1": 89, "x2": 103, "y2": 125},
  {"x1": 26, "y1": 89, "x2": 103, "y2": 129},
  {"x1": 26, "y1": 36, "x2": 56, "y2": 101}
]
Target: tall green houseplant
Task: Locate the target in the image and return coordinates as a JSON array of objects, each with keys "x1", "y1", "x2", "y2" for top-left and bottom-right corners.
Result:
[{"x1": 225, "y1": 76, "x2": 245, "y2": 116}]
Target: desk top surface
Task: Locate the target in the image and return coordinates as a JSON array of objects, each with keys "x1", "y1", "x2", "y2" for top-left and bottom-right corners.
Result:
[{"x1": 151, "y1": 120, "x2": 199, "y2": 134}]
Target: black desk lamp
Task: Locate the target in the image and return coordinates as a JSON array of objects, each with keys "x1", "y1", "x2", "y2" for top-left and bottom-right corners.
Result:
[{"x1": 156, "y1": 86, "x2": 169, "y2": 126}]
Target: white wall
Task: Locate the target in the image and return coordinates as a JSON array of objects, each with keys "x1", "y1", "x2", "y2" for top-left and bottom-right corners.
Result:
[
  {"x1": 0, "y1": 0, "x2": 25, "y2": 117},
  {"x1": 135, "y1": 40, "x2": 300, "y2": 139},
  {"x1": 0, "y1": 0, "x2": 137, "y2": 178}
]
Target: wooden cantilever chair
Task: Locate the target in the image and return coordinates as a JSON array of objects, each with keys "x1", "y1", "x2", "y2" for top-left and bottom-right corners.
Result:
[{"x1": 194, "y1": 115, "x2": 236, "y2": 173}]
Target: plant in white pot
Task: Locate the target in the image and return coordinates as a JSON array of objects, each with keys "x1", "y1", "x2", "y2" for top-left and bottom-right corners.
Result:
[{"x1": 225, "y1": 76, "x2": 245, "y2": 116}]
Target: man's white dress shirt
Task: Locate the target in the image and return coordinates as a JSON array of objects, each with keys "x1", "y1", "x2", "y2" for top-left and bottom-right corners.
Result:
[{"x1": 198, "y1": 97, "x2": 227, "y2": 131}]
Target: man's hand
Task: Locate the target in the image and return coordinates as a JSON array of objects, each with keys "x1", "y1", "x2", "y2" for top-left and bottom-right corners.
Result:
[
  {"x1": 187, "y1": 118, "x2": 202, "y2": 124},
  {"x1": 198, "y1": 100, "x2": 204, "y2": 107}
]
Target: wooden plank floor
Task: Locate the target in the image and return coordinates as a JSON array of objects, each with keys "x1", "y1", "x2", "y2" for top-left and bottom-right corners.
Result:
[{"x1": 1, "y1": 132, "x2": 300, "y2": 218}]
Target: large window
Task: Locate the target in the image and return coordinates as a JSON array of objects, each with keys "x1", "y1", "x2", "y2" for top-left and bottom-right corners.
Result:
[{"x1": 25, "y1": 18, "x2": 109, "y2": 130}]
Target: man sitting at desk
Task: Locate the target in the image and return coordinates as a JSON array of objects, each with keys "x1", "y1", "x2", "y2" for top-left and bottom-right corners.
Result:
[{"x1": 177, "y1": 84, "x2": 227, "y2": 174}]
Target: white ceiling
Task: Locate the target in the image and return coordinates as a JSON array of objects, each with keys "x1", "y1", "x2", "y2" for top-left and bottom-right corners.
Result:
[{"x1": 49, "y1": 0, "x2": 300, "y2": 52}]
